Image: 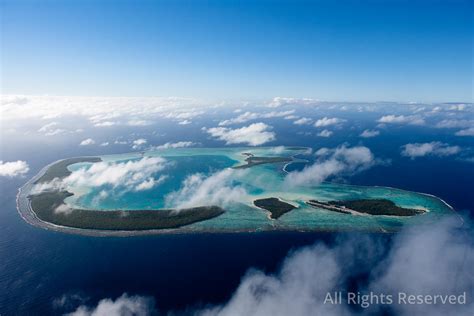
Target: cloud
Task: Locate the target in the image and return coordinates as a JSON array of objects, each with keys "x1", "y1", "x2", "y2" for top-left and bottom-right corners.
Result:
[
  {"x1": 126, "y1": 120, "x2": 153, "y2": 126},
  {"x1": 71, "y1": 218, "x2": 472, "y2": 316},
  {"x1": 80, "y1": 138, "x2": 96, "y2": 146},
  {"x1": 154, "y1": 141, "x2": 196, "y2": 150},
  {"x1": 66, "y1": 293, "x2": 155, "y2": 316},
  {"x1": 401, "y1": 142, "x2": 461, "y2": 159},
  {"x1": 94, "y1": 121, "x2": 117, "y2": 127},
  {"x1": 314, "y1": 117, "x2": 345, "y2": 127},
  {"x1": 218, "y1": 110, "x2": 294, "y2": 126},
  {"x1": 54, "y1": 204, "x2": 73, "y2": 215},
  {"x1": 360, "y1": 129, "x2": 380, "y2": 138},
  {"x1": 285, "y1": 145, "x2": 376, "y2": 187},
  {"x1": 455, "y1": 127, "x2": 474, "y2": 137},
  {"x1": 132, "y1": 138, "x2": 147, "y2": 149},
  {"x1": 206, "y1": 123, "x2": 276, "y2": 146},
  {"x1": 0, "y1": 160, "x2": 29, "y2": 177},
  {"x1": 38, "y1": 122, "x2": 66, "y2": 136},
  {"x1": 317, "y1": 129, "x2": 333, "y2": 137},
  {"x1": 35, "y1": 157, "x2": 169, "y2": 194},
  {"x1": 377, "y1": 115, "x2": 425, "y2": 125},
  {"x1": 435, "y1": 119, "x2": 474, "y2": 129},
  {"x1": 165, "y1": 169, "x2": 248, "y2": 209},
  {"x1": 178, "y1": 119, "x2": 192, "y2": 125},
  {"x1": 267, "y1": 97, "x2": 319, "y2": 108},
  {"x1": 293, "y1": 117, "x2": 312, "y2": 125},
  {"x1": 135, "y1": 175, "x2": 168, "y2": 191},
  {"x1": 0, "y1": 95, "x2": 204, "y2": 130}
]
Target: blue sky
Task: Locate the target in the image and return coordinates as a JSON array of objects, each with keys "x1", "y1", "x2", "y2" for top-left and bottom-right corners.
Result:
[{"x1": 1, "y1": 0, "x2": 472, "y2": 102}]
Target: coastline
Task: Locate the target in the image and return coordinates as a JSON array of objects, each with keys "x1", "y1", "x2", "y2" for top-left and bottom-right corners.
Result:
[{"x1": 17, "y1": 150, "x2": 461, "y2": 237}]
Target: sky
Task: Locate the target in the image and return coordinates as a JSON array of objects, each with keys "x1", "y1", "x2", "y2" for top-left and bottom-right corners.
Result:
[{"x1": 1, "y1": 0, "x2": 473, "y2": 102}]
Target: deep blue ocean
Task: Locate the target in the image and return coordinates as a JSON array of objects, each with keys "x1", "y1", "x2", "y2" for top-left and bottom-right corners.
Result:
[{"x1": 1, "y1": 123, "x2": 473, "y2": 315}]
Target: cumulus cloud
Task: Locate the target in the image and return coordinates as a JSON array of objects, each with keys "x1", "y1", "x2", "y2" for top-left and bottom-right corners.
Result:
[
  {"x1": 132, "y1": 139, "x2": 147, "y2": 149},
  {"x1": 0, "y1": 160, "x2": 29, "y2": 177},
  {"x1": 377, "y1": 115, "x2": 425, "y2": 125},
  {"x1": 71, "y1": 218, "x2": 472, "y2": 316},
  {"x1": 154, "y1": 141, "x2": 196, "y2": 150},
  {"x1": 401, "y1": 142, "x2": 461, "y2": 159},
  {"x1": 206, "y1": 123, "x2": 276, "y2": 146},
  {"x1": 34, "y1": 157, "x2": 169, "y2": 194},
  {"x1": 455, "y1": 127, "x2": 474, "y2": 137},
  {"x1": 218, "y1": 110, "x2": 294, "y2": 126},
  {"x1": 360, "y1": 129, "x2": 380, "y2": 138},
  {"x1": 314, "y1": 117, "x2": 345, "y2": 127},
  {"x1": 0, "y1": 95, "x2": 205, "y2": 131},
  {"x1": 293, "y1": 117, "x2": 312, "y2": 125},
  {"x1": 66, "y1": 293, "x2": 155, "y2": 316},
  {"x1": 435, "y1": 119, "x2": 474, "y2": 129},
  {"x1": 267, "y1": 97, "x2": 319, "y2": 108},
  {"x1": 317, "y1": 129, "x2": 333, "y2": 137},
  {"x1": 285, "y1": 145, "x2": 376, "y2": 187},
  {"x1": 165, "y1": 169, "x2": 248, "y2": 209},
  {"x1": 80, "y1": 138, "x2": 95, "y2": 146}
]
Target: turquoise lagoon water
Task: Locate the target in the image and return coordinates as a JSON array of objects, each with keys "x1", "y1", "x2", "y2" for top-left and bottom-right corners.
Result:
[{"x1": 63, "y1": 147, "x2": 454, "y2": 232}]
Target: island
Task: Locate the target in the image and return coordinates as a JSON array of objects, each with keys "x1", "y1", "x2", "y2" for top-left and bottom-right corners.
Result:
[
  {"x1": 253, "y1": 197, "x2": 296, "y2": 219},
  {"x1": 24, "y1": 156, "x2": 225, "y2": 231},
  {"x1": 16, "y1": 147, "x2": 455, "y2": 236},
  {"x1": 307, "y1": 199, "x2": 426, "y2": 216},
  {"x1": 233, "y1": 153, "x2": 292, "y2": 169},
  {"x1": 29, "y1": 190, "x2": 224, "y2": 230}
]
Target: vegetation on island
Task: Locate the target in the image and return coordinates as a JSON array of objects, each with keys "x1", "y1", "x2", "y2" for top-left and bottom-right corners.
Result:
[
  {"x1": 29, "y1": 190, "x2": 225, "y2": 230},
  {"x1": 233, "y1": 156, "x2": 292, "y2": 169},
  {"x1": 308, "y1": 199, "x2": 425, "y2": 216},
  {"x1": 254, "y1": 197, "x2": 296, "y2": 219},
  {"x1": 29, "y1": 156, "x2": 225, "y2": 231},
  {"x1": 35, "y1": 157, "x2": 102, "y2": 184}
]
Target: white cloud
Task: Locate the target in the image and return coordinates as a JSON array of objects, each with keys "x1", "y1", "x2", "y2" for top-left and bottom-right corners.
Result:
[
  {"x1": 360, "y1": 129, "x2": 380, "y2": 138},
  {"x1": 377, "y1": 115, "x2": 425, "y2": 125},
  {"x1": 314, "y1": 117, "x2": 345, "y2": 127},
  {"x1": 206, "y1": 123, "x2": 276, "y2": 146},
  {"x1": 455, "y1": 127, "x2": 474, "y2": 136},
  {"x1": 285, "y1": 145, "x2": 376, "y2": 187},
  {"x1": 218, "y1": 110, "x2": 294, "y2": 126},
  {"x1": 38, "y1": 122, "x2": 66, "y2": 136},
  {"x1": 38, "y1": 157, "x2": 169, "y2": 193},
  {"x1": 0, "y1": 95, "x2": 204, "y2": 130},
  {"x1": 435, "y1": 119, "x2": 473, "y2": 129},
  {"x1": 126, "y1": 120, "x2": 153, "y2": 126},
  {"x1": 178, "y1": 119, "x2": 192, "y2": 125},
  {"x1": 94, "y1": 121, "x2": 117, "y2": 127},
  {"x1": 165, "y1": 169, "x2": 248, "y2": 209},
  {"x1": 132, "y1": 138, "x2": 147, "y2": 149},
  {"x1": 0, "y1": 160, "x2": 29, "y2": 177},
  {"x1": 154, "y1": 141, "x2": 196, "y2": 150},
  {"x1": 54, "y1": 204, "x2": 73, "y2": 215},
  {"x1": 267, "y1": 97, "x2": 318, "y2": 108},
  {"x1": 65, "y1": 218, "x2": 473, "y2": 316},
  {"x1": 80, "y1": 138, "x2": 95, "y2": 146},
  {"x1": 401, "y1": 142, "x2": 461, "y2": 159},
  {"x1": 135, "y1": 175, "x2": 168, "y2": 191},
  {"x1": 293, "y1": 117, "x2": 312, "y2": 125},
  {"x1": 66, "y1": 293, "x2": 154, "y2": 316},
  {"x1": 317, "y1": 129, "x2": 333, "y2": 137},
  {"x1": 100, "y1": 142, "x2": 109, "y2": 147}
]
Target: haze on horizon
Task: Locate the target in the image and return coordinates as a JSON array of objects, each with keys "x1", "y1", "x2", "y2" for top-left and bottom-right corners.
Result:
[{"x1": 1, "y1": 0, "x2": 473, "y2": 103}]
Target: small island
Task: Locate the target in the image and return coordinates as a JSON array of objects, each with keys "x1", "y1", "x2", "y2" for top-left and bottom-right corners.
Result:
[
  {"x1": 254, "y1": 197, "x2": 296, "y2": 219},
  {"x1": 307, "y1": 199, "x2": 426, "y2": 216},
  {"x1": 233, "y1": 154, "x2": 292, "y2": 169}
]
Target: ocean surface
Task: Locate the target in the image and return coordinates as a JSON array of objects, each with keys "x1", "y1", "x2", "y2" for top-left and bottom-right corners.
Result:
[{"x1": 1, "y1": 128, "x2": 473, "y2": 315}]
